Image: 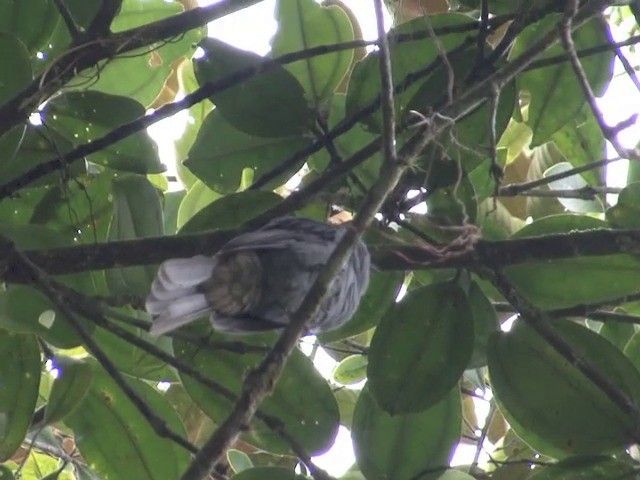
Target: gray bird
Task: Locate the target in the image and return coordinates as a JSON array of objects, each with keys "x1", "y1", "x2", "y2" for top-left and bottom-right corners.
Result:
[{"x1": 146, "y1": 216, "x2": 370, "y2": 335}]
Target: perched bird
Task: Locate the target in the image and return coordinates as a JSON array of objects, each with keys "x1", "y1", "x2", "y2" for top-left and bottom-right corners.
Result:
[{"x1": 146, "y1": 216, "x2": 370, "y2": 335}]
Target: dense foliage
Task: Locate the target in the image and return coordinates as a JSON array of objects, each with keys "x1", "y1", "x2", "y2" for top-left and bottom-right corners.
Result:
[{"x1": 1, "y1": 0, "x2": 640, "y2": 479}]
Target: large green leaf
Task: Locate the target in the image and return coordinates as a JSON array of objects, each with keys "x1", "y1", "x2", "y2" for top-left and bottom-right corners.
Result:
[
  {"x1": 488, "y1": 319, "x2": 640, "y2": 456},
  {"x1": 505, "y1": 215, "x2": 640, "y2": 309},
  {"x1": 30, "y1": 172, "x2": 114, "y2": 243},
  {"x1": 194, "y1": 38, "x2": 314, "y2": 138},
  {"x1": 91, "y1": 318, "x2": 177, "y2": 382},
  {"x1": 512, "y1": 16, "x2": 614, "y2": 145},
  {"x1": 179, "y1": 190, "x2": 282, "y2": 234},
  {"x1": 185, "y1": 110, "x2": 309, "y2": 194},
  {"x1": 352, "y1": 386, "x2": 461, "y2": 480},
  {"x1": 368, "y1": 283, "x2": 474, "y2": 414},
  {"x1": 175, "y1": 330, "x2": 340, "y2": 455},
  {"x1": 105, "y1": 175, "x2": 163, "y2": 296},
  {"x1": 0, "y1": 0, "x2": 58, "y2": 52},
  {"x1": 42, "y1": 91, "x2": 164, "y2": 174},
  {"x1": 0, "y1": 331, "x2": 40, "y2": 461},
  {"x1": 74, "y1": 0, "x2": 204, "y2": 106},
  {"x1": 44, "y1": 356, "x2": 94, "y2": 425},
  {"x1": 0, "y1": 125, "x2": 84, "y2": 187},
  {"x1": 271, "y1": 0, "x2": 354, "y2": 106},
  {"x1": 0, "y1": 33, "x2": 31, "y2": 105},
  {"x1": 468, "y1": 281, "x2": 499, "y2": 369},
  {"x1": 66, "y1": 362, "x2": 190, "y2": 480}
]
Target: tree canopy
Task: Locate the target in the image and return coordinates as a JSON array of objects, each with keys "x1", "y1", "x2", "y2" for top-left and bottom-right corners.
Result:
[{"x1": 1, "y1": 0, "x2": 640, "y2": 479}]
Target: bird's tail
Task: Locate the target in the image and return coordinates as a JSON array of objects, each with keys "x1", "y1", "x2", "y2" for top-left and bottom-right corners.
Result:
[{"x1": 146, "y1": 255, "x2": 217, "y2": 336}]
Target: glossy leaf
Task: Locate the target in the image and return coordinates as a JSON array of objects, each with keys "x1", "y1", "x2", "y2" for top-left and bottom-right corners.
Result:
[
  {"x1": 44, "y1": 356, "x2": 94, "y2": 425},
  {"x1": 332, "y1": 355, "x2": 368, "y2": 386},
  {"x1": 105, "y1": 175, "x2": 163, "y2": 296},
  {"x1": 175, "y1": 330, "x2": 340, "y2": 455},
  {"x1": 352, "y1": 386, "x2": 461, "y2": 480},
  {"x1": 176, "y1": 180, "x2": 221, "y2": 229},
  {"x1": 488, "y1": 319, "x2": 640, "y2": 456},
  {"x1": 42, "y1": 91, "x2": 163, "y2": 173},
  {"x1": 0, "y1": 331, "x2": 40, "y2": 461},
  {"x1": 66, "y1": 362, "x2": 190, "y2": 480},
  {"x1": 185, "y1": 110, "x2": 309, "y2": 194},
  {"x1": 271, "y1": 0, "x2": 354, "y2": 106},
  {"x1": 194, "y1": 38, "x2": 314, "y2": 138},
  {"x1": 506, "y1": 215, "x2": 640, "y2": 309},
  {"x1": 512, "y1": 16, "x2": 614, "y2": 145},
  {"x1": 368, "y1": 283, "x2": 473, "y2": 413}
]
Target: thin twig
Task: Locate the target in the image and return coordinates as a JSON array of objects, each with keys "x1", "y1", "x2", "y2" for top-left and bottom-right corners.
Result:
[{"x1": 374, "y1": 0, "x2": 397, "y2": 164}]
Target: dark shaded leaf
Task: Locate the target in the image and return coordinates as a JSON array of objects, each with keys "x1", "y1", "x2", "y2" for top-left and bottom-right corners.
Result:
[
  {"x1": 42, "y1": 91, "x2": 163, "y2": 174},
  {"x1": 352, "y1": 386, "x2": 460, "y2": 480},
  {"x1": 66, "y1": 361, "x2": 190, "y2": 480},
  {"x1": 488, "y1": 320, "x2": 640, "y2": 456},
  {"x1": 0, "y1": 331, "x2": 40, "y2": 461},
  {"x1": 44, "y1": 356, "x2": 94, "y2": 425},
  {"x1": 175, "y1": 330, "x2": 339, "y2": 455},
  {"x1": 368, "y1": 283, "x2": 473, "y2": 413},
  {"x1": 194, "y1": 38, "x2": 314, "y2": 138},
  {"x1": 185, "y1": 110, "x2": 309, "y2": 193}
]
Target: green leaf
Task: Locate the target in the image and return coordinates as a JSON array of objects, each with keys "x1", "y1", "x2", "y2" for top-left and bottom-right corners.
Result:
[
  {"x1": 551, "y1": 104, "x2": 605, "y2": 186},
  {"x1": 529, "y1": 455, "x2": 640, "y2": 479},
  {"x1": 91, "y1": 318, "x2": 177, "y2": 382},
  {"x1": 352, "y1": 386, "x2": 461, "y2": 480},
  {"x1": 332, "y1": 355, "x2": 368, "y2": 386},
  {"x1": 606, "y1": 182, "x2": 640, "y2": 228},
  {"x1": 0, "y1": 331, "x2": 40, "y2": 461},
  {"x1": 271, "y1": 0, "x2": 354, "y2": 106},
  {"x1": 319, "y1": 271, "x2": 404, "y2": 342},
  {"x1": 505, "y1": 215, "x2": 640, "y2": 309},
  {"x1": 227, "y1": 449, "x2": 253, "y2": 474},
  {"x1": 44, "y1": 356, "x2": 94, "y2": 425},
  {"x1": 488, "y1": 319, "x2": 640, "y2": 456},
  {"x1": 175, "y1": 330, "x2": 340, "y2": 455},
  {"x1": 0, "y1": 33, "x2": 31, "y2": 105},
  {"x1": 468, "y1": 281, "x2": 499, "y2": 369},
  {"x1": 0, "y1": 124, "x2": 84, "y2": 187},
  {"x1": 66, "y1": 361, "x2": 190, "y2": 480},
  {"x1": 231, "y1": 467, "x2": 307, "y2": 480},
  {"x1": 0, "y1": 464, "x2": 13, "y2": 479},
  {"x1": 30, "y1": 172, "x2": 115, "y2": 243},
  {"x1": 179, "y1": 190, "x2": 282, "y2": 234},
  {"x1": 105, "y1": 175, "x2": 163, "y2": 296},
  {"x1": 346, "y1": 14, "x2": 472, "y2": 132},
  {"x1": 598, "y1": 321, "x2": 634, "y2": 352},
  {"x1": 42, "y1": 91, "x2": 164, "y2": 174},
  {"x1": 0, "y1": 0, "x2": 58, "y2": 52},
  {"x1": 368, "y1": 283, "x2": 473, "y2": 414},
  {"x1": 185, "y1": 110, "x2": 309, "y2": 193},
  {"x1": 176, "y1": 180, "x2": 221, "y2": 229},
  {"x1": 512, "y1": 16, "x2": 614, "y2": 145},
  {"x1": 75, "y1": 0, "x2": 203, "y2": 106},
  {"x1": 194, "y1": 38, "x2": 314, "y2": 138}
]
